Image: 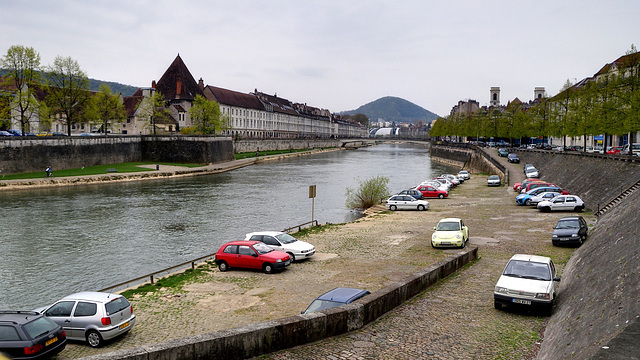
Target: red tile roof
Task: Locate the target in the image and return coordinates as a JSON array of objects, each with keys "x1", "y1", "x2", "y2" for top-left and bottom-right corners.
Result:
[{"x1": 204, "y1": 86, "x2": 265, "y2": 110}]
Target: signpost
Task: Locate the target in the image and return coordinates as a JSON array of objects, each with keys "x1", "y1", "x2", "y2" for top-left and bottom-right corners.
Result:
[{"x1": 309, "y1": 185, "x2": 316, "y2": 223}]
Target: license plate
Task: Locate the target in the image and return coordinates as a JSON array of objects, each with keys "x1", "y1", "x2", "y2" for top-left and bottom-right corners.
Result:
[
  {"x1": 441, "y1": 242, "x2": 451, "y2": 245},
  {"x1": 512, "y1": 298, "x2": 531, "y2": 305},
  {"x1": 46, "y1": 336, "x2": 58, "y2": 346},
  {"x1": 119, "y1": 321, "x2": 130, "y2": 330}
]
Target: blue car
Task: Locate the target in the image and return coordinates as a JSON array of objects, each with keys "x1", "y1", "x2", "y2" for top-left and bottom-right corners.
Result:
[
  {"x1": 302, "y1": 287, "x2": 370, "y2": 314},
  {"x1": 516, "y1": 187, "x2": 563, "y2": 206}
]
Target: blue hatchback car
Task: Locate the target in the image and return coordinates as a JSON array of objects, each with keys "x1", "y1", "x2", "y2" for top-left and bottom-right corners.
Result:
[{"x1": 302, "y1": 287, "x2": 370, "y2": 314}]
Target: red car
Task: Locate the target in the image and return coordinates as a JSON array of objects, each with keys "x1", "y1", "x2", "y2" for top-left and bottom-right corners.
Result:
[
  {"x1": 415, "y1": 185, "x2": 449, "y2": 199},
  {"x1": 215, "y1": 240, "x2": 291, "y2": 274},
  {"x1": 514, "y1": 178, "x2": 540, "y2": 192},
  {"x1": 607, "y1": 146, "x2": 623, "y2": 154}
]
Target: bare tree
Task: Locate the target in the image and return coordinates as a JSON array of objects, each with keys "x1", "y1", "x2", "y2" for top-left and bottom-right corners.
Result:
[
  {"x1": 1, "y1": 45, "x2": 42, "y2": 134},
  {"x1": 45, "y1": 56, "x2": 90, "y2": 136}
]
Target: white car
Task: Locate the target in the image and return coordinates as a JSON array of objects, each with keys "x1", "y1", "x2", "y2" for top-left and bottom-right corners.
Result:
[
  {"x1": 528, "y1": 192, "x2": 560, "y2": 205},
  {"x1": 441, "y1": 174, "x2": 461, "y2": 185},
  {"x1": 457, "y1": 170, "x2": 471, "y2": 180},
  {"x1": 420, "y1": 180, "x2": 449, "y2": 192},
  {"x1": 537, "y1": 195, "x2": 585, "y2": 212},
  {"x1": 525, "y1": 167, "x2": 539, "y2": 178},
  {"x1": 487, "y1": 175, "x2": 501, "y2": 186},
  {"x1": 385, "y1": 195, "x2": 430, "y2": 211},
  {"x1": 494, "y1": 254, "x2": 560, "y2": 315},
  {"x1": 245, "y1": 231, "x2": 315, "y2": 261}
]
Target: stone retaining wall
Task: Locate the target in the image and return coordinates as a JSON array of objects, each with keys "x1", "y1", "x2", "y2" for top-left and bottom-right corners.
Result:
[
  {"x1": 79, "y1": 247, "x2": 478, "y2": 360},
  {"x1": 234, "y1": 139, "x2": 342, "y2": 153}
]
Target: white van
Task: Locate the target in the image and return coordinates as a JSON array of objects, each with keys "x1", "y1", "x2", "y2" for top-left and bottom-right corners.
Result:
[{"x1": 621, "y1": 143, "x2": 640, "y2": 156}]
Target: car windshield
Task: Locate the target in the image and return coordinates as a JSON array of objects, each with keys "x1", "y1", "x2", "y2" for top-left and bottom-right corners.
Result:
[
  {"x1": 304, "y1": 299, "x2": 343, "y2": 313},
  {"x1": 489, "y1": 176, "x2": 499, "y2": 180},
  {"x1": 275, "y1": 233, "x2": 298, "y2": 244},
  {"x1": 436, "y1": 222, "x2": 460, "y2": 231},
  {"x1": 503, "y1": 260, "x2": 551, "y2": 281},
  {"x1": 23, "y1": 317, "x2": 58, "y2": 339},
  {"x1": 526, "y1": 168, "x2": 536, "y2": 173},
  {"x1": 556, "y1": 220, "x2": 580, "y2": 229},
  {"x1": 252, "y1": 242, "x2": 274, "y2": 254},
  {"x1": 106, "y1": 296, "x2": 131, "y2": 316}
]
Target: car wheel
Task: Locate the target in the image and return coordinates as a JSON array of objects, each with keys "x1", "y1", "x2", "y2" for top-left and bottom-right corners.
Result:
[
  {"x1": 287, "y1": 252, "x2": 295, "y2": 262},
  {"x1": 460, "y1": 240, "x2": 466, "y2": 249},
  {"x1": 438, "y1": 194, "x2": 444, "y2": 199},
  {"x1": 389, "y1": 205, "x2": 397, "y2": 211},
  {"x1": 577, "y1": 236, "x2": 584, "y2": 246},
  {"x1": 418, "y1": 204, "x2": 425, "y2": 211},
  {"x1": 575, "y1": 206, "x2": 583, "y2": 212},
  {"x1": 86, "y1": 330, "x2": 103, "y2": 348},
  {"x1": 218, "y1": 261, "x2": 229, "y2": 272},
  {"x1": 541, "y1": 206, "x2": 550, "y2": 212},
  {"x1": 263, "y1": 263, "x2": 274, "y2": 274},
  {"x1": 525, "y1": 199, "x2": 531, "y2": 206}
]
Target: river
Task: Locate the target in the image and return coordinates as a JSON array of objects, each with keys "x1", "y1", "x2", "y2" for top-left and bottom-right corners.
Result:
[{"x1": 0, "y1": 143, "x2": 458, "y2": 309}]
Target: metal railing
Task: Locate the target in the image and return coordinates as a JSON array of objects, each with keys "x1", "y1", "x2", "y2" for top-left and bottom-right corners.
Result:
[{"x1": 282, "y1": 220, "x2": 319, "y2": 233}]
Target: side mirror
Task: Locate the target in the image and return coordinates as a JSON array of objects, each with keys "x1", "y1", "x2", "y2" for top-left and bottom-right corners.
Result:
[
  {"x1": 433, "y1": 227, "x2": 436, "y2": 230},
  {"x1": 253, "y1": 253, "x2": 258, "y2": 257},
  {"x1": 554, "y1": 277, "x2": 561, "y2": 282}
]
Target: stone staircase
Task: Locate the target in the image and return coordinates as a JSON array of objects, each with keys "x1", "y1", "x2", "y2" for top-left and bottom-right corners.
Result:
[{"x1": 596, "y1": 179, "x2": 640, "y2": 217}]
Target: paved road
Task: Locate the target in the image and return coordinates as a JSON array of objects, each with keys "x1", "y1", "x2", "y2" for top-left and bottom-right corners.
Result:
[{"x1": 254, "y1": 151, "x2": 585, "y2": 360}]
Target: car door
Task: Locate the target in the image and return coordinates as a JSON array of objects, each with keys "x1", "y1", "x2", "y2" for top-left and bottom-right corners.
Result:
[
  {"x1": 551, "y1": 197, "x2": 565, "y2": 210},
  {"x1": 262, "y1": 235, "x2": 284, "y2": 252},
  {"x1": 564, "y1": 196, "x2": 577, "y2": 210},
  {"x1": 44, "y1": 300, "x2": 76, "y2": 336},
  {"x1": 70, "y1": 301, "x2": 98, "y2": 339},
  {"x1": 221, "y1": 245, "x2": 239, "y2": 267},
  {"x1": 237, "y1": 245, "x2": 260, "y2": 269},
  {"x1": 460, "y1": 220, "x2": 468, "y2": 239}
]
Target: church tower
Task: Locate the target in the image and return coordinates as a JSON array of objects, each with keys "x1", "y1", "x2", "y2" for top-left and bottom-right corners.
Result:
[
  {"x1": 534, "y1": 87, "x2": 546, "y2": 100},
  {"x1": 490, "y1": 87, "x2": 500, "y2": 107}
]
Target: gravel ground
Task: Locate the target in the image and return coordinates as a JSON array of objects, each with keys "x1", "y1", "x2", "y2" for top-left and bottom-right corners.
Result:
[{"x1": 58, "y1": 151, "x2": 589, "y2": 359}]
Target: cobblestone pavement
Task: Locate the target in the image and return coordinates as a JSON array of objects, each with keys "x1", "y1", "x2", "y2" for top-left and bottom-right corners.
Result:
[{"x1": 56, "y1": 150, "x2": 589, "y2": 359}]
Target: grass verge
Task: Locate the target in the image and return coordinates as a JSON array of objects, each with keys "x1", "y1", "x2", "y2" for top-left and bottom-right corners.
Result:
[{"x1": 0, "y1": 162, "x2": 207, "y2": 180}]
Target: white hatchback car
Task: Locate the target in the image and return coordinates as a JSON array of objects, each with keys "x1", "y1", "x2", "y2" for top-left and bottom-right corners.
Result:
[
  {"x1": 537, "y1": 195, "x2": 585, "y2": 212},
  {"x1": 385, "y1": 195, "x2": 430, "y2": 211},
  {"x1": 494, "y1": 254, "x2": 560, "y2": 315},
  {"x1": 245, "y1": 231, "x2": 315, "y2": 261},
  {"x1": 457, "y1": 170, "x2": 471, "y2": 180}
]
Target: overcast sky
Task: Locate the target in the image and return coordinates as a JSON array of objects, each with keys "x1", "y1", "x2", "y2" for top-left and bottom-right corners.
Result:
[{"x1": 2, "y1": 1, "x2": 639, "y2": 116}]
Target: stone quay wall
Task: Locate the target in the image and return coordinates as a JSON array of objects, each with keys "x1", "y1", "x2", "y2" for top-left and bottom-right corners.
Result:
[
  {"x1": 79, "y1": 247, "x2": 478, "y2": 360},
  {"x1": 430, "y1": 143, "x2": 506, "y2": 180},
  {"x1": 234, "y1": 139, "x2": 343, "y2": 153}
]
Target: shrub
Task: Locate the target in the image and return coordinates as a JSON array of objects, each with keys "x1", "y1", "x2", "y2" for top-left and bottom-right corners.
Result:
[{"x1": 345, "y1": 175, "x2": 390, "y2": 210}]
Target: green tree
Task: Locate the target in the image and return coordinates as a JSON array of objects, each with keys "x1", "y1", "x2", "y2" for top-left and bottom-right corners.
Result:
[
  {"x1": 45, "y1": 56, "x2": 90, "y2": 136},
  {"x1": 188, "y1": 95, "x2": 227, "y2": 135},
  {"x1": 1, "y1": 45, "x2": 42, "y2": 135},
  {"x1": 85, "y1": 84, "x2": 126, "y2": 135},
  {"x1": 345, "y1": 176, "x2": 390, "y2": 210},
  {"x1": 137, "y1": 91, "x2": 171, "y2": 135}
]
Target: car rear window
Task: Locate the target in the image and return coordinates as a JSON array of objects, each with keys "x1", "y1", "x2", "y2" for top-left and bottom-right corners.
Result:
[
  {"x1": 105, "y1": 297, "x2": 130, "y2": 316},
  {"x1": 0, "y1": 325, "x2": 21, "y2": 341},
  {"x1": 22, "y1": 317, "x2": 58, "y2": 339}
]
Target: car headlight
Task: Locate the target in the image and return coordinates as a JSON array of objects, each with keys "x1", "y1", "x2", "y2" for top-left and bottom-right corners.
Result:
[
  {"x1": 456, "y1": 234, "x2": 461, "y2": 239},
  {"x1": 535, "y1": 293, "x2": 551, "y2": 299},
  {"x1": 571, "y1": 233, "x2": 579, "y2": 237},
  {"x1": 276, "y1": 259, "x2": 282, "y2": 263},
  {"x1": 432, "y1": 233, "x2": 437, "y2": 239},
  {"x1": 552, "y1": 234, "x2": 558, "y2": 238},
  {"x1": 495, "y1": 286, "x2": 508, "y2": 294}
]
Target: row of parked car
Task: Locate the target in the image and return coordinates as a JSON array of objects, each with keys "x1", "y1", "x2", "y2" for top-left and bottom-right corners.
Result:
[
  {"x1": 384, "y1": 170, "x2": 471, "y2": 211},
  {"x1": 0, "y1": 291, "x2": 136, "y2": 359}
]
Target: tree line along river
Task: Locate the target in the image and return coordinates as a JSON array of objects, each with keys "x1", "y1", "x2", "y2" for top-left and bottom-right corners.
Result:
[{"x1": 0, "y1": 143, "x2": 458, "y2": 310}]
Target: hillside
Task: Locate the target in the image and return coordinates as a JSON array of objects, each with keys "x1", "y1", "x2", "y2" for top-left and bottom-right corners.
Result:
[
  {"x1": 89, "y1": 79, "x2": 138, "y2": 96},
  {"x1": 341, "y1": 96, "x2": 438, "y2": 124}
]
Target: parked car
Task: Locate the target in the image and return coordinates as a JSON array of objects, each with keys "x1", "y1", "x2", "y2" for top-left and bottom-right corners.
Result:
[
  {"x1": 51, "y1": 132, "x2": 68, "y2": 136},
  {"x1": 245, "y1": 231, "x2": 315, "y2": 261},
  {"x1": 457, "y1": 170, "x2": 471, "y2": 180},
  {"x1": 431, "y1": 218, "x2": 469, "y2": 248},
  {"x1": 606, "y1": 146, "x2": 623, "y2": 154},
  {"x1": 516, "y1": 187, "x2": 564, "y2": 206},
  {"x1": 523, "y1": 164, "x2": 535, "y2": 173},
  {"x1": 507, "y1": 153, "x2": 520, "y2": 163},
  {"x1": 7, "y1": 129, "x2": 22, "y2": 136},
  {"x1": 621, "y1": 143, "x2": 640, "y2": 156},
  {"x1": 385, "y1": 195, "x2": 430, "y2": 211},
  {"x1": 36, "y1": 292, "x2": 135, "y2": 348},
  {"x1": 421, "y1": 179, "x2": 450, "y2": 192},
  {"x1": 215, "y1": 240, "x2": 291, "y2": 274},
  {"x1": 514, "y1": 178, "x2": 541, "y2": 192},
  {"x1": 301, "y1": 287, "x2": 370, "y2": 314},
  {"x1": 0, "y1": 131, "x2": 12, "y2": 136},
  {"x1": 487, "y1": 175, "x2": 501, "y2": 186},
  {"x1": 525, "y1": 167, "x2": 539, "y2": 178},
  {"x1": 415, "y1": 185, "x2": 448, "y2": 199},
  {"x1": 494, "y1": 254, "x2": 560, "y2": 315},
  {"x1": 397, "y1": 189, "x2": 424, "y2": 200},
  {"x1": 520, "y1": 182, "x2": 562, "y2": 194},
  {"x1": 0, "y1": 310, "x2": 67, "y2": 359},
  {"x1": 441, "y1": 174, "x2": 461, "y2": 185},
  {"x1": 552, "y1": 216, "x2": 588, "y2": 246},
  {"x1": 498, "y1": 148, "x2": 509, "y2": 157},
  {"x1": 537, "y1": 195, "x2": 585, "y2": 212},
  {"x1": 432, "y1": 177, "x2": 456, "y2": 188}
]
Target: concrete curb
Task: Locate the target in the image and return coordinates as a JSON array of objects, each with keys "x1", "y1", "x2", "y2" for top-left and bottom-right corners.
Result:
[{"x1": 78, "y1": 246, "x2": 478, "y2": 360}]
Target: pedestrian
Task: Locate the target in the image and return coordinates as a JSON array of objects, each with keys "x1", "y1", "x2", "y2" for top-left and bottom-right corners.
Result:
[{"x1": 46, "y1": 166, "x2": 52, "y2": 177}]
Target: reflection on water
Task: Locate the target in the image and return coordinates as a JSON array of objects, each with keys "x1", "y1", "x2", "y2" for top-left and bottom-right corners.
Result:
[{"x1": 0, "y1": 143, "x2": 458, "y2": 309}]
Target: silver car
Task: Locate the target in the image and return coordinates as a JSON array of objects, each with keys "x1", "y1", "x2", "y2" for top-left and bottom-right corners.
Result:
[
  {"x1": 37, "y1": 292, "x2": 136, "y2": 348},
  {"x1": 487, "y1": 175, "x2": 501, "y2": 186}
]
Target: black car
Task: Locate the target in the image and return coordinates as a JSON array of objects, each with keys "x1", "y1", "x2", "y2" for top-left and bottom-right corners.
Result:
[
  {"x1": 507, "y1": 153, "x2": 520, "y2": 163},
  {"x1": 397, "y1": 189, "x2": 424, "y2": 200},
  {"x1": 0, "y1": 311, "x2": 67, "y2": 359},
  {"x1": 552, "y1": 216, "x2": 588, "y2": 246}
]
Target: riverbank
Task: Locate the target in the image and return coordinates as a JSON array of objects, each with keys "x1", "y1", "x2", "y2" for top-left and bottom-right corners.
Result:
[
  {"x1": 58, "y1": 147, "x2": 583, "y2": 359},
  {"x1": 0, "y1": 147, "x2": 342, "y2": 191}
]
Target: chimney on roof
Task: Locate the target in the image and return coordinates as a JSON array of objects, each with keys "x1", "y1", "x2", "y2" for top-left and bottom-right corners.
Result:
[
  {"x1": 198, "y1": 78, "x2": 204, "y2": 91},
  {"x1": 151, "y1": 80, "x2": 156, "y2": 89},
  {"x1": 176, "y1": 80, "x2": 182, "y2": 97}
]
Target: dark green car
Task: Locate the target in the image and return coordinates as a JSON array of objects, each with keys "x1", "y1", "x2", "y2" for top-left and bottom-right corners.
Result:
[{"x1": 498, "y1": 148, "x2": 509, "y2": 157}]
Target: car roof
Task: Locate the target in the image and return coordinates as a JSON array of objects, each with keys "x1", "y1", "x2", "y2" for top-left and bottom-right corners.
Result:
[
  {"x1": 60, "y1": 291, "x2": 123, "y2": 303},
  {"x1": 438, "y1": 218, "x2": 461, "y2": 223},
  {"x1": 224, "y1": 240, "x2": 261, "y2": 246},
  {"x1": 0, "y1": 311, "x2": 43, "y2": 324},
  {"x1": 316, "y1": 287, "x2": 370, "y2": 303},
  {"x1": 246, "y1": 231, "x2": 284, "y2": 237},
  {"x1": 509, "y1": 254, "x2": 552, "y2": 264},
  {"x1": 557, "y1": 216, "x2": 583, "y2": 221}
]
